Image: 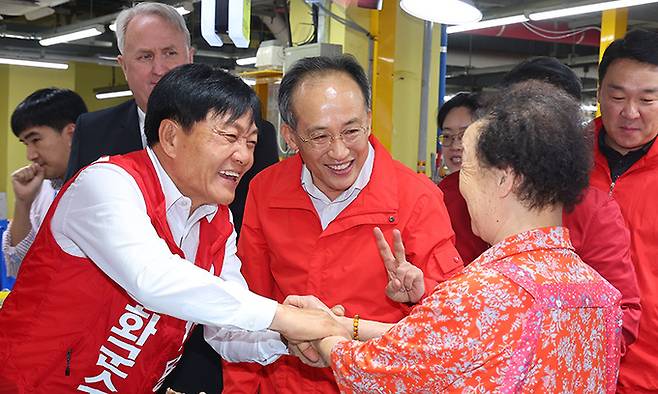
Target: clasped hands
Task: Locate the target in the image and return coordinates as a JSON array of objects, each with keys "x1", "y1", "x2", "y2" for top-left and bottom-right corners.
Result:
[{"x1": 271, "y1": 227, "x2": 425, "y2": 367}]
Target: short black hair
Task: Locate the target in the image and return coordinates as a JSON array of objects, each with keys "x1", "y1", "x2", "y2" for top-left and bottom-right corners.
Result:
[
  {"x1": 145, "y1": 63, "x2": 261, "y2": 146},
  {"x1": 475, "y1": 81, "x2": 591, "y2": 211},
  {"x1": 278, "y1": 55, "x2": 370, "y2": 129},
  {"x1": 437, "y1": 92, "x2": 479, "y2": 129},
  {"x1": 502, "y1": 57, "x2": 582, "y2": 101},
  {"x1": 11, "y1": 88, "x2": 87, "y2": 137},
  {"x1": 599, "y1": 29, "x2": 658, "y2": 82}
]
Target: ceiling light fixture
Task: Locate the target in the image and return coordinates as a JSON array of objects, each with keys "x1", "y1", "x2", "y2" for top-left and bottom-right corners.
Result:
[
  {"x1": 0, "y1": 57, "x2": 69, "y2": 70},
  {"x1": 96, "y1": 90, "x2": 133, "y2": 100},
  {"x1": 236, "y1": 56, "x2": 257, "y2": 66},
  {"x1": 400, "y1": 0, "x2": 482, "y2": 25},
  {"x1": 529, "y1": 0, "x2": 658, "y2": 20},
  {"x1": 39, "y1": 25, "x2": 105, "y2": 46},
  {"x1": 446, "y1": 14, "x2": 528, "y2": 34}
]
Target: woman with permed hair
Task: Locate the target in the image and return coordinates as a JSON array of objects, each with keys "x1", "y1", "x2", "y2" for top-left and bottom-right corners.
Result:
[{"x1": 290, "y1": 80, "x2": 623, "y2": 393}]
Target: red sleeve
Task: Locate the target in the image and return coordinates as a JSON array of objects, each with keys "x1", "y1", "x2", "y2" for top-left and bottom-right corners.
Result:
[
  {"x1": 402, "y1": 185, "x2": 464, "y2": 298},
  {"x1": 222, "y1": 186, "x2": 273, "y2": 392},
  {"x1": 438, "y1": 172, "x2": 489, "y2": 264},
  {"x1": 563, "y1": 187, "x2": 641, "y2": 354}
]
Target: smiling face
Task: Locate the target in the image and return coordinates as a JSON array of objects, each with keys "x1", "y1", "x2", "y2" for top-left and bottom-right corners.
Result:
[
  {"x1": 282, "y1": 72, "x2": 371, "y2": 201},
  {"x1": 165, "y1": 111, "x2": 257, "y2": 209},
  {"x1": 117, "y1": 14, "x2": 193, "y2": 112},
  {"x1": 441, "y1": 105, "x2": 474, "y2": 173},
  {"x1": 598, "y1": 58, "x2": 658, "y2": 154},
  {"x1": 18, "y1": 124, "x2": 74, "y2": 179}
]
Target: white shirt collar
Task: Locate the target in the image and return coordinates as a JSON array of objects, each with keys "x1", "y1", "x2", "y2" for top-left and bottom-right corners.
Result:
[
  {"x1": 146, "y1": 147, "x2": 217, "y2": 222},
  {"x1": 137, "y1": 106, "x2": 148, "y2": 148},
  {"x1": 301, "y1": 142, "x2": 375, "y2": 204}
]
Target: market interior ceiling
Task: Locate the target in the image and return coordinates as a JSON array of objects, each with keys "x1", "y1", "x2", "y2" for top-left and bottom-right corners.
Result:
[{"x1": 1, "y1": 0, "x2": 658, "y2": 100}]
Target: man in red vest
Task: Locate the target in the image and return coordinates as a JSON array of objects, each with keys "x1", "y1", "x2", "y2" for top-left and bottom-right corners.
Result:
[{"x1": 0, "y1": 64, "x2": 346, "y2": 393}]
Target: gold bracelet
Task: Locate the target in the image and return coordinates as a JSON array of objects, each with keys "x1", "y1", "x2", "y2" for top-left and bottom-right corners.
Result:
[{"x1": 352, "y1": 314, "x2": 360, "y2": 341}]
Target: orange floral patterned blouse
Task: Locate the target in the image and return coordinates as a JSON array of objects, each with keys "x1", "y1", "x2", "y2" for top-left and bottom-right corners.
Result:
[{"x1": 331, "y1": 227, "x2": 622, "y2": 393}]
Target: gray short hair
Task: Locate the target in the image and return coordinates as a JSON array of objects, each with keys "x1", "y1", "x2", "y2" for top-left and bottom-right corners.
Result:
[{"x1": 115, "y1": 2, "x2": 191, "y2": 54}]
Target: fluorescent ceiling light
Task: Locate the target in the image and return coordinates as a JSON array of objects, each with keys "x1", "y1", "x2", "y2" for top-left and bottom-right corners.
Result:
[
  {"x1": 109, "y1": 22, "x2": 116, "y2": 32},
  {"x1": 40, "y1": 25, "x2": 104, "y2": 46},
  {"x1": 95, "y1": 90, "x2": 133, "y2": 100},
  {"x1": 530, "y1": 0, "x2": 658, "y2": 20},
  {"x1": 236, "y1": 56, "x2": 257, "y2": 66},
  {"x1": 400, "y1": 0, "x2": 482, "y2": 25},
  {"x1": 447, "y1": 14, "x2": 528, "y2": 34},
  {"x1": 0, "y1": 57, "x2": 69, "y2": 70}
]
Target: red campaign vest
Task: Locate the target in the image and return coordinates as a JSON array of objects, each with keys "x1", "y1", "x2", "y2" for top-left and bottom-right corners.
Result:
[{"x1": 0, "y1": 150, "x2": 232, "y2": 393}]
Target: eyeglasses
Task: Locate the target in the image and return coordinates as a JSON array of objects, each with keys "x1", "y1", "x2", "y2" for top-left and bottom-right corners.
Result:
[
  {"x1": 438, "y1": 131, "x2": 464, "y2": 147},
  {"x1": 296, "y1": 126, "x2": 368, "y2": 151}
]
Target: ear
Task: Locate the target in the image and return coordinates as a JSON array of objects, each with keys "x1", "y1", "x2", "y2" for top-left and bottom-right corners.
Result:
[
  {"x1": 365, "y1": 110, "x2": 373, "y2": 137},
  {"x1": 596, "y1": 86, "x2": 602, "y2": 105},
  {"x1": 62, "y1": 123, "x2": 76, "y2": 145},
  {"x1": 158, "y1": 119, "x2": 182, "y2": 159},
  {"x1": 187, "y1": 47, "x2": 196, "y2": 63},
  {"x1": 495, "y1": 167, "x2": 516, "y2": 199},
  {"x1": 281, "y1": 123, "x2": 299, "y2": 152},
  {"x1": 117, "y1": 54, "x2": 128, "y2": 77}
]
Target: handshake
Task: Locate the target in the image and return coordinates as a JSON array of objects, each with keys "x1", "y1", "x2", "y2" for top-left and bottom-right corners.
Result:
[
  {"x1": 268, "y1": 228, "x2": 426, "y2": 368},
  {"x1": 269, "y1": 295, "x2": 355, "y2": 368}
]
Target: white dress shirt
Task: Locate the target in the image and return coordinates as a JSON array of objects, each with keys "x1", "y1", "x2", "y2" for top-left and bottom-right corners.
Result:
[
  {"x1": 137, "y1": 106, "x2": 148, "y2": 148},
  {"x1": 301, "y1": 143, "x2": 375, "y2": 229},
  {"x1": 2, "y1": 179, "x2": 60, "y2": 278},
  {"x1": 50, "y1": 147, "x2": 286, "y2": 364}
]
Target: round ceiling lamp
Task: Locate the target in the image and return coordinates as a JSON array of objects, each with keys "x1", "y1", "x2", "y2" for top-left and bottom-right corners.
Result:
[{"x1": 400, "y1": 0, "x2": 483, "y2": 25}]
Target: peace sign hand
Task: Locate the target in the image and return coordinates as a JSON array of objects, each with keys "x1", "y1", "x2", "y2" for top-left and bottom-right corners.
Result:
[{"x1": 373, "y1": 227, "x2": 425, "y2": 304}]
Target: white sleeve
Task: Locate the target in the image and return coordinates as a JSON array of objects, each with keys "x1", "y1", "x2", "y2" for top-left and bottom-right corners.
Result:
[
  {"x1": 202, "y1": 222, "x2": 287, "y2": 363},
  {"x1": 2, "y1": 223, "x2": 35, "y2": 278},
  {"x1": 204, "y1": 326, "x2": 288, "y2": 364},
  {"x1": 1, "y1": 183, "x2": 53, "y2": 278},
  {"x1": 50, "y1": 163, "x2": 277, "y2": 331}
]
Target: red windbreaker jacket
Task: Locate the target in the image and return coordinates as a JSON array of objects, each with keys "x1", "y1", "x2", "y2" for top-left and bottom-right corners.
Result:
[
  {"x1": 590, "y1": 117, "x2": 658, "y2": 393},
  {"x1": 224, "y1": 136, "x2": 464, "y2": 393}
]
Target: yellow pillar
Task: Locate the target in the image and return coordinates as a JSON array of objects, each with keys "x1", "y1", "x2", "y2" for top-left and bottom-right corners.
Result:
[
  {"x1": 373, "y1": 0, "x2": 441, "y2": 174},
  {"x1": 599, "y1": 9, "x2": 628, "y2": 62},
  {"x1": 597, "y1": 9, "x2": 627, "y2": 116},
  {"x1": 372, "y1": 0, "x2": 396, "y2": 150}
]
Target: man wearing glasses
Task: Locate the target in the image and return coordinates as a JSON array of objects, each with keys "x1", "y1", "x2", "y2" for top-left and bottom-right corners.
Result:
[{"x1": 224, "y1": 55, "x2": 464, "y2": 393}]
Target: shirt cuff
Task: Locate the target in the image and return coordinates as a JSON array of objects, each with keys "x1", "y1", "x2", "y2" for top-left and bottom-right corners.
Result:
[{"x1": 231, "y1": 288, "x2": 279, "y2": 331}]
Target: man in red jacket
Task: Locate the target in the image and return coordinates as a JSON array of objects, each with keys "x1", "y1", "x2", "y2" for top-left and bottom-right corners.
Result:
[
  {"x1": 224, "y1": 55, "x2": 464, "y2": 393},
  {"x1": 437, "y1": 56, "x2": 641, "y2": 354},
  {"x1": 0, "y1": 64, "x2": 346, "y2": 393},
  {"x1": 591, "y1": 30, "x2": 658, "y2": 393}
]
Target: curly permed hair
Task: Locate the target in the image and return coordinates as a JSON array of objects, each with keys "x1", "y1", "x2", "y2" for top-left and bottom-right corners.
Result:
[{"x1": 475, "y1": 80, "x2": 592, "y2": 211}]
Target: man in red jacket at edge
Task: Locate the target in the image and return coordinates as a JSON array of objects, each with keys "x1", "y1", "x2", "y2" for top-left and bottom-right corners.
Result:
[
  {"x1": 437, "y1": 56, "x2": 641, "y2": 356},
  {"x1": 592, "y1": 30, "x2": 658, "y2": 393},
  {"x1": 223, "y1": 55, "x2": 464, "y2": 393},
  {"x1": 0, "y1": 64, "x2": 349, "y2": 393}
]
